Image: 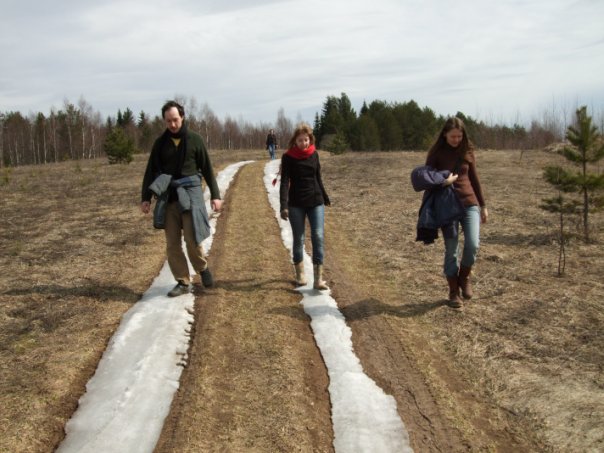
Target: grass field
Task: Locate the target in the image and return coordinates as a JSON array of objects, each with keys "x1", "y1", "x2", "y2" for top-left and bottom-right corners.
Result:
[{"x1": 0, "y1": 148, "x2": 602, "y2": 452}]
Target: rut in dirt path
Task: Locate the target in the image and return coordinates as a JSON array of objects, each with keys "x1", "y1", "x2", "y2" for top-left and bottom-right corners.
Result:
[
  {"x1": 264, "y1": 159, "x2": 412, "y2": 453},
  {"x1": 55, "y1": 161, "x2": 252, "y2": 453},
  {"x1": 155, "y1": 161, "x2": 333, "y2": 452}
]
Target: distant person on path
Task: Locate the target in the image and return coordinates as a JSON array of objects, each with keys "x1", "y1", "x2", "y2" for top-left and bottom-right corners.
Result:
[
  {"x1": 424, "y1": 117, "x2": 488, "y2": 308},
  {"x1": 140, "y1": 100, "x2": 222, "y2": 297},
  {"x1": 279, "y1": 123, "x2": 330, "y2": 290},
  {"x1": 266, "y1": 129, "x2": 278, "y2": 160}
]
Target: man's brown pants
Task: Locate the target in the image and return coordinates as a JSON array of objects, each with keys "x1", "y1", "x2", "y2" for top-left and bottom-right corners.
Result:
[{"x1": 164, "y1": 202, "x2": 208, "y2": 285}]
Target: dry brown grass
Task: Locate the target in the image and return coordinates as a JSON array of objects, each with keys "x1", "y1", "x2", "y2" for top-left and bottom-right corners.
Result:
[
  {"x1": 0, "y1": 149, "x2": 264, "y2": 453},
  {"x1": 2, "y1": 146, "x2": 602, "y2": 452},
  {"x1": 321, "y1": 149, "x2": 604, "y2": 452}
]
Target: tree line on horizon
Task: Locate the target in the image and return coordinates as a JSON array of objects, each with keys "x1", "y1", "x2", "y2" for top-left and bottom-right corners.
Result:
[
  {"x1": 0, "y1": 96, "x2": 290, "y2": 168},
  {"x1": 0, "y1": 93, "x2": 593, "y2": 168},
  {"x1": 313, "y1": 93, "x2": 567, "y2": 153}
]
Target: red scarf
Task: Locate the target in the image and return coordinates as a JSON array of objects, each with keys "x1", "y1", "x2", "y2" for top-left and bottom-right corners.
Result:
[{"x1": 285, "y1": 144, "x2": 316, "y2": 160}]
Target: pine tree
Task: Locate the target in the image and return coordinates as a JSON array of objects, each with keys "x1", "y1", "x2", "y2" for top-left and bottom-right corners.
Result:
[
  {"x1": 137, "y1": 111, "x2": 154, "y2": 151},
  {"x1": 541, "y1": 167, "x2": 581, "y2": 275},
  {"x1": 547, "y1": 106, "x2": 604, "y2": 242},
  {"x1": 351, "y1": 115, "x2": 380, "y2": 151},
  {"x1": 359, "y1": 101, "x2": 369, "y2": 116},
  {"x1": 323, "y1": 130, "x2": 349, "y2": 154},
  {"x1": 315, "y1": 93, "x2": 357, "y2": 148},
  {"x1": 104, "y1": 127, "x2": 134, "y2": 164},
  {"x1": 337, "y1": 92, "x2": 357, "y2": 144},
  {"x1": 313, "y1": 112, "x2": 321, "y2": 139},
  {"x1": 320, "y1": 96, "x2": 342, "y2": 135},
  {"x1": 121, "y1": 108, "x2": 135, "y2": 127}
]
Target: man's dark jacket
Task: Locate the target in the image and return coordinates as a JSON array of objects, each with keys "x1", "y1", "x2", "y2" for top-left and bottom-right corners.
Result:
[{"x1": 141, "y1": 127, "x2": 220, "y2": 245}]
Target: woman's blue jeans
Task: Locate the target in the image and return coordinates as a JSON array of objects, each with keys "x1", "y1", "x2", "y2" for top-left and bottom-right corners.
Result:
[
  {"x1": 443, "y1": 205, "x2": 480, "y2": 277},
  {"x1": 288, "y1": 204, "x2": 325, "y2": 265},
  {"x1": 268, "y1": 144, "x2": 276, "y2": 160}
]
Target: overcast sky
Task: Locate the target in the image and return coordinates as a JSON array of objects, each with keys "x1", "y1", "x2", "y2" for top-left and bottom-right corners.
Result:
[{"x1": 1, "y1": 0, "x2": 603, "y2": 125}]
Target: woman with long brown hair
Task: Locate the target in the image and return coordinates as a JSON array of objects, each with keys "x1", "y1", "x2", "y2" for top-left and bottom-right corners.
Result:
[{"x1": 426, "y1": 117, "x2": 488, "y2": 308}]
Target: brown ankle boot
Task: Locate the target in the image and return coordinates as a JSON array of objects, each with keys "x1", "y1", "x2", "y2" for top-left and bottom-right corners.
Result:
[
  {"x1": 458, "y1": 266, "x2": 473, "y2": 299},
  {"x1": 294, "y1": 262, "x2": 307, "y2": 286},
  {"x1": 313, "y1": 264, "x2": 329, "y2": 290},
  {"x1": 446, "y1": 276, "x2": 462, "y2": 308}
]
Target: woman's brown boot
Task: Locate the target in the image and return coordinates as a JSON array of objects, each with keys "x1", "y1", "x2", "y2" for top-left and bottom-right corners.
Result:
[
  {"x1": 294, "y1": 262, "x2": 307, "y2": 286},
  {"x1": 458, "y1": 266, "x2": 473, "y2": 299},
  {"x1": 447, "y1": 276, "x2": 462, "y2": 308},
  {"x1": 313, "y1": 265, "x2": 329, "y2": 290}
]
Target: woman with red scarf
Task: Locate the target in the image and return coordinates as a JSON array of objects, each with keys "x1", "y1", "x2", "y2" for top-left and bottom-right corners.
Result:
[{"x1": 279, "y1": 123, "x2": 330, "y2": 290}]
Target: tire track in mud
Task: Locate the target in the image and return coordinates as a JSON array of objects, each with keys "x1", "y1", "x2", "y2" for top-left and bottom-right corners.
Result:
[
  {"x1": 325, "y1": 226, "x2": 541, "y2": 452},
  {"x1": 154, "y1": 161, "x2": 333, "y2": 452}
]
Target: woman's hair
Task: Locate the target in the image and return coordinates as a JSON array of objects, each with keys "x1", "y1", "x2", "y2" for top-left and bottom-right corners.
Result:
[
  {"x1": 161, "y1": 100, "x2": 185, "y2": 119},
  {"x1": 287, "y1": 123, "x2": 315, "y2": 149},
  {"x1": 427, "y1": 116, "x2": 472, "y2": 159}
]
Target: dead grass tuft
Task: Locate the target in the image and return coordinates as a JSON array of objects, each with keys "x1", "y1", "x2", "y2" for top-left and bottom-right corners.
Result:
[
  {"x1": 322, "y1": 149, "x2": 603, "y2": 452},
  {"x1": 0, "y1": 149, "x2": 265, "y2": 453}
]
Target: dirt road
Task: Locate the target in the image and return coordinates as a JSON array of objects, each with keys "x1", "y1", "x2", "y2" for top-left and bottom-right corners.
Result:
[
  {"x1": 155, "y1": 161, "x2": 334, "y2": 452},
  {"x1": 3, "y1": 151, "x2": 599, "y2": 452},
  {"x1": 155, "y1": 160, "x2": 536, "y2": 452}
]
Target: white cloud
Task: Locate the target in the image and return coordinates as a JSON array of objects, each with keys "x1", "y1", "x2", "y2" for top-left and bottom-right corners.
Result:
[{"x1": 1, "y1": 0, "x2": 603, "y2": 125}]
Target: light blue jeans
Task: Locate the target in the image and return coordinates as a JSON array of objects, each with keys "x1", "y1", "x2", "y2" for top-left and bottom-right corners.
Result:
[
  {"x1": 267, "y1": 144, "x2": 276, "y2": 160},
  {"x1": 288, "y1": 204, "x2": 325, "y2": 265},
  {"x1": 443, "y1": 205, "x2": 480, "y2": 277}
]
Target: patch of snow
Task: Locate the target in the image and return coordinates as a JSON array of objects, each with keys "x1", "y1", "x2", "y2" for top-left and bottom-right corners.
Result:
[
  {"x1": 57, "y1": 161, "x2": 254, "y2": 453},
  {"x1": 264, "y1": 159, "x2": 412, "y2": 453}
]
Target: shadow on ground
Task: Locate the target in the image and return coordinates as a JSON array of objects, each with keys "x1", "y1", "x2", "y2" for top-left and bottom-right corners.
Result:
[
  {"x1": 341, "y1": 297, "x2": 447, "y2": 320},
  {"x1": 3, "y1": 280, "x2": 141, "y2": 302}
]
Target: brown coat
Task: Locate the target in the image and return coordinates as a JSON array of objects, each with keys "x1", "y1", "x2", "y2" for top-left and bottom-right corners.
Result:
[{"x1": 426, "y1": 146, "x2": 486, "y2": 208}]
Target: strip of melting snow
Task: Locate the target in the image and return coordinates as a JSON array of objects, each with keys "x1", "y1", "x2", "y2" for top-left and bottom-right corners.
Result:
[
  {"x1": 264, "y1": 159, "x2": 412, "y2": 453},
  {"x1": 57, "y1": 161, "x2": 254, "y2": 453}
]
